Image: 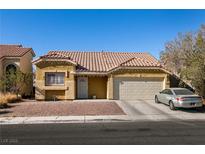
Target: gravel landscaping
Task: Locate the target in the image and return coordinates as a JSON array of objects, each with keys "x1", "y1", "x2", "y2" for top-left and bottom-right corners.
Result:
[{"x1": 0, "y1": 101, "x2": 125, "y2": 117}]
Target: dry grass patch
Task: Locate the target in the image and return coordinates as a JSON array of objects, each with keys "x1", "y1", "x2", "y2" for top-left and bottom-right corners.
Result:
[{"x1": 0, "y1": 93, "x2": 21, "y2": 108}]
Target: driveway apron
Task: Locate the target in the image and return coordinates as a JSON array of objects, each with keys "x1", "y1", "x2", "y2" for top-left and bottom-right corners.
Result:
[{"x1": 118, "y1": 99, "x2": 179, "y2": 119}]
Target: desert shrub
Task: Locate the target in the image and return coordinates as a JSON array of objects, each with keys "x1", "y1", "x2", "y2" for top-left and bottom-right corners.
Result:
[
  {"x1": 0, "y1": 93, "x2": 8, "y2": 108},
  {"x1": 5, "y1": 93, "x2": 20, "y2": 103}
]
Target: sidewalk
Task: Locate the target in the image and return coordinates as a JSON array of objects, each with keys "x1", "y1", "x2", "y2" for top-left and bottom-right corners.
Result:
[{"x1": 1, "y1": 113, "x2": 205, "y2": 124}]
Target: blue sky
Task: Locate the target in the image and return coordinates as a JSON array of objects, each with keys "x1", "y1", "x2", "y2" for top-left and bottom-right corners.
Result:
[{"x1": 0, "y1": 10, "x2": 205, "y2": 59}]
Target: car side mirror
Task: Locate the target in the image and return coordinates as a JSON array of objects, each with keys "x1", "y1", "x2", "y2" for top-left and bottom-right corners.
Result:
[{"x1": 159, "y1": 91, "x2": 162, "y2": 94}]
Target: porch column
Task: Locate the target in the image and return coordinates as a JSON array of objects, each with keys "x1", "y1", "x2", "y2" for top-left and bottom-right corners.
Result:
[
  {"x1": 107, "y1": 75, "x2": 114, "y2": 99},
  {"x1": 65, "y1": 73, "x2": 75, "y2": 100},
  {"x1": 163, "y1": 74, "x2": 170, "y2": 89}
]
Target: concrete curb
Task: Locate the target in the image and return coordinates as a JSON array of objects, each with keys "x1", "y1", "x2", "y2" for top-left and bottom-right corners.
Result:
[
  {"x1": 1, "y1": 114, "x2": 205, "y2": 125},
  {"x1": 0, "y1": 115, "x2": 131, "y2": 125}
]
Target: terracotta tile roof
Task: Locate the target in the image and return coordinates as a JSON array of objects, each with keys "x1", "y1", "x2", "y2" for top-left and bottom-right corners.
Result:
[
  {"x1": 120, "y1": 57, "x2": 161, "y2": 67},
  {"x1": 36, "y1": 51, "x2": 162, "y2": 72},
  {"x1": 0, "y1": 44, "x2": 35, "y2": 59}
]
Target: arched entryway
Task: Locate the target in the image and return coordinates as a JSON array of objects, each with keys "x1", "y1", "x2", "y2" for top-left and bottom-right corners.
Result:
[
  {"x1": 5, "y1": 64, "x2": 17, "y2": 92},
  {"x1": 6, "y1": 64, "x2": 17, "y2": 74}
]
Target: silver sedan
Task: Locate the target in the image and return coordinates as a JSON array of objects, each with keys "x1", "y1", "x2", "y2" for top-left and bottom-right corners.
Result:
[{"x1": 155, "y1": 88, "x2": 203, "y2": 110}]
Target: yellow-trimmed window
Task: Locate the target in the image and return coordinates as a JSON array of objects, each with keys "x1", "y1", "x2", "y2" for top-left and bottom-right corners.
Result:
[{"x1": 45, "y1": 72, "x2": 65, "y2": 86}]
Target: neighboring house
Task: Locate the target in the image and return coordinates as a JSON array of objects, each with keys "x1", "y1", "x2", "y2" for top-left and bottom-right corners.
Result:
[
  {"x1": 0, "y1": 44, "x2": 35, "y2": 96},
  {"x1": 33, "y1": 51, "x2": 170, "y2": 101}
]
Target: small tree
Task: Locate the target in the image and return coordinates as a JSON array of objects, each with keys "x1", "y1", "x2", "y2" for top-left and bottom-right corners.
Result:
[
  {"x1": 0, "y1": 68, "x2": 33, "y2": 96},
  {"x1": 0, "y1": 76, "x2": 6, "y2": 93},
  {"x1": 181, "y1": 30, "x2": 205, "y2": 97},
  {"x1": 160, "y1": 24, "x2": 205, "y2": 97}
]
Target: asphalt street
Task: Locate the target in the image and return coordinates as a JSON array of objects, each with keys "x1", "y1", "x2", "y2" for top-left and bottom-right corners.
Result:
[{"x1": 1, "y1": 120, "x2": 205, "y2": 145}]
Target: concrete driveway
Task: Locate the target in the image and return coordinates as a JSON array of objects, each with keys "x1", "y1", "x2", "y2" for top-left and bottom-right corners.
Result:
[{"x1": 116, "y1": 99, "x2": 205, "y2": 121}]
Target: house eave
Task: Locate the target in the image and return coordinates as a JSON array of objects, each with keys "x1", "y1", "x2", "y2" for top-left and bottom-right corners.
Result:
[
  {"x1": 107, "y1": 66, "x2": 172, "y2": 74},
  {"x1": 74, "y1": 71, "x2": 107, "y2": 76},
  {"x1": 73, "y1": 66, "x2": 171, "y2": 76},
  {"x1": 32, "y1": 57, "x2": 77, "y2": 66}
]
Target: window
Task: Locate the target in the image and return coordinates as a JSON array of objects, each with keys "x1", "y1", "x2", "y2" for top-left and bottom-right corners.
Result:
[
  {"x1": 173, "y1": 89, "x2": 194, "y2": 95},
  {"x1": 166, "y1": 89, "x2": 173, "y2": 95},
  {"x1": 45, "y1": 72, "x2": 65, "y2": 86},
  {"x1": 161, "y1": 89, "x2": 173, "y2": 95},
  {"x1": 161, "y1": 89, "x2": 168, "y2": 94}
]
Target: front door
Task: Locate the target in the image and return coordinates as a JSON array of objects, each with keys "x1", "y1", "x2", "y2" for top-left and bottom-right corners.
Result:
[{"x1": 77, "y1": 77, "x2": 88, "y2": 99}]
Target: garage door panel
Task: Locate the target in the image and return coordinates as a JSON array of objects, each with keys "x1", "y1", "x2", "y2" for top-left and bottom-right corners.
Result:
[{"x1": 114, "y1": 77, "x2": 163, "y2": 100}]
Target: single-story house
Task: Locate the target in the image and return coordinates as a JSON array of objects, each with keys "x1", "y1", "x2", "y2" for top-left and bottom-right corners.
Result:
[
  {"x1": 33, "y1": 51, "x2": 170, "y2": 101},
  {"x1": 0, "y1": 44, "x2": 35, "y2": 96}
]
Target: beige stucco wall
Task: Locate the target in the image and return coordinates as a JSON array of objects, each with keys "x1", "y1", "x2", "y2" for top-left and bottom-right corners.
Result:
[
  {"x1": 20, "y1": 52, "x2": 33, "y2": 73},
  {"x1": 35, "y1": 64, "x2": 170, "y2": 101},
  {"x1": 88, "y1": 76, "x2": 107, "y2": 99},
  {"x1": 107, "y1": 69, "x2": 170, "y2": 99},
  {"x1": 35, "y1": 62, "x2": 76, "y2": 100},
  {"x1": 20, "y1": 52, "x2": 34, "y2": 95},
  {"x1": 45, "y1": 90, "x2": 65, "y2": 100}
]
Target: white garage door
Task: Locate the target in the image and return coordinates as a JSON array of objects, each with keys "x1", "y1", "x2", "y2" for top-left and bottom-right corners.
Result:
[{"x1": 114, "y1": 77, "x2": 164, "y2": 100}]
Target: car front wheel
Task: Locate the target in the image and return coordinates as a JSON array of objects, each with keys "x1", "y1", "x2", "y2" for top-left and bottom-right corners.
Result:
[
  {"x1": 155, "y1": 96, "x2": 159, "y2": 103},
  {"x1": 169, "y1": 101, "x2": 175, "y2": 110}
]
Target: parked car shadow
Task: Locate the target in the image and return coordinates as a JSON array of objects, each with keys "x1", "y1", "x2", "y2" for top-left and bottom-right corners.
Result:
[
  {"x1": 4, "y1": 104, "x2": 18, "y2": 109},
  {"x1": 156, "y1": 101, "x2": 205, "y2": 113},
  {"x1": 0, "y1": 110, "x2": 12, "y2": 115},
  {"x1": 176, "y1": 106, "x2": 205, "y2": 113}
]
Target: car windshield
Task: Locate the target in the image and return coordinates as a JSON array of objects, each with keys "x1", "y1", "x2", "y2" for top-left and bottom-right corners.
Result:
[{"x1": 173, "y1": 89, "x2": 194, "y2": 95}]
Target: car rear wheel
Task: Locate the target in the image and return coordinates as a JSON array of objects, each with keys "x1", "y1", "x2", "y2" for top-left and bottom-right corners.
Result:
[
  {"x1": 155, "y1": 96, "x2": 159, "y2": 103},
  {"x1": 196, "y1": 107, "x2": 204, "y2": 112},
  {"x1": 169, "y1": 101, "x2": 175, "y2": 110}
]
